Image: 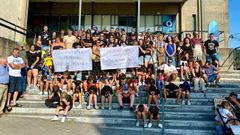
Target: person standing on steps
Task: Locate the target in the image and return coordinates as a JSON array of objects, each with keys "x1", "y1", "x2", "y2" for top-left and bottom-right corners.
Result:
[
  {"x1": 6, "y1": 48, "x2": 25, "y2": 111},
  {"x1": 0, "y1": 58, "x2": 9, "y2": 116}
]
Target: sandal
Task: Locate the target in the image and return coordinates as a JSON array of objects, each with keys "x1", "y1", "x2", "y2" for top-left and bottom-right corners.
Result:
[
  {"x1": 12, "y1": 103, "x2": 23, "y2": 107},
  {"x1": 6, "y1": 106, "x2": 12, "y2": 112}
]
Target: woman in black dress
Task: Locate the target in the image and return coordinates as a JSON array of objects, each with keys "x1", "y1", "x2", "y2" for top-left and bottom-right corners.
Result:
[{"x1": 27, "y1": 44, "x2": 40, "y2": 89}]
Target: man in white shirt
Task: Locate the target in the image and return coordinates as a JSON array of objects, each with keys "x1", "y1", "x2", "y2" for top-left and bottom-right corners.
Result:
[
  {"x1": 161, "y1": 58, "x2": 178, "y2": 84},
  {"x1": 6, "y1": 48, "x2": 25, "y2": 108}
]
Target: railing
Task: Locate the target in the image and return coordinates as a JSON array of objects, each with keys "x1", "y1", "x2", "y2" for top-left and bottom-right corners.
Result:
[
  {"x1": 234, "y1": 47, "x2": 240, "y2": 70},
  {"x1": 0, "y1": 18, "x2": 34, "y2": 41}
]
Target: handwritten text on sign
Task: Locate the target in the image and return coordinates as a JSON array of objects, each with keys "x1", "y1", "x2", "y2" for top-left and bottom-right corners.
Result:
[
  {"x1": 52, "y1": 49, "x2": 92, "y2": 72},
  {"x1": 100, "y1": 46, "x2": 139, "y2": 70}
]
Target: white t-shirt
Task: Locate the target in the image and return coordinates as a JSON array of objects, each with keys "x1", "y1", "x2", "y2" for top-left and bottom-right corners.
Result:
[
  {"x1": 215, "y1": 108, "x2": 233, "y2": 123},
  {"x1": 162, "y1": 64, "x2": 177, "y2": 74},
  {"x1": 8, "y1": 55, "x2": 24, "y2": 77}
]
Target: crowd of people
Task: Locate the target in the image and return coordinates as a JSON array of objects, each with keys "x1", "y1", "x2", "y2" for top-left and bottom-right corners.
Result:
[{"x1": 0, "y1": 25, "x2": 222, "y2": 126}]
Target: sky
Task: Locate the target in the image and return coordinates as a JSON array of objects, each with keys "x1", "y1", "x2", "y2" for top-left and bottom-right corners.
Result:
[{"x1": 229, "y1": 0, "x2": 240, "y2": 48}]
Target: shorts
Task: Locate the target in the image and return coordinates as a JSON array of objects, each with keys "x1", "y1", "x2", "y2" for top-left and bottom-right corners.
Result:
[
  {"x1": 138, "y1": 56, "x2": 144, "y2": 65},
  {"x1": 145, "y1": 55, "x2": 151, "y2": 62},
  {"x1": 101, "y1": 86, "x2": 113, "y2": 96},
  {"x1": 179, "y1": 81, "x2": 191, "y2": 91},
  {"x1": 208, "y1": 74, "x2": 217, "y2": 82},
  {"x1": 9, "y1": 76, "x2": 22, "y2": 93},
  {"x1": 165, "y1": 83, "x2": 179, "y2": 91}
]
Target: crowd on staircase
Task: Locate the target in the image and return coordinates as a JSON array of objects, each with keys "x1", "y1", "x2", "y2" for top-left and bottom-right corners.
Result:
[{"x1": 0, "y1": 25, "x2": 229, "y2": 132}]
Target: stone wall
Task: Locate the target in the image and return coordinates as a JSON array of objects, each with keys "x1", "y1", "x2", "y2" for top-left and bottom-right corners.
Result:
[
  {"x1": 0, "y1": 0, "x2": 29, "y2": 42},
  {"x1": 0, "y1": 37, "x2": 17, "y2": 59}
]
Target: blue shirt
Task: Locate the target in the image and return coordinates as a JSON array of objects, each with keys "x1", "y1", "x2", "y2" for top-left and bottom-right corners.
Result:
[
  {"x1": 0, "y1": 64, "x2": 9, "y2": 84},
  {"x1": 204, "y1": 65, "x2": 217, "y2": 77}
]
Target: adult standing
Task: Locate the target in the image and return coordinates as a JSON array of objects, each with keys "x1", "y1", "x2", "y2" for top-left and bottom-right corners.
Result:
[
  {"x1": 204, "y1": 33, "x2": 219, "y2": 63},
  {"x1": 6, "y1": 48, "x2": 25, "y2": 110},
  {"x1": 155, "y1": 32, "x2": 165, "y2": 66},
  {"x1": 63, "y1": 28, "x2": 76, "y2": 49},
  {"x1": 0, "y1": 58, "x2": 9, "y2": 116},
  {"x1": 38, "y1": 25, "x2": 51, "y2": 53},
  {"x1": 164, "y1": 36, "x2": 176, "y2": 66},
  {"x1": 26, "y1": 44, "x2": 40, "y2": 89},
  {"x1": 191, "y1": 32, "x2": 204, "y2": 63}
]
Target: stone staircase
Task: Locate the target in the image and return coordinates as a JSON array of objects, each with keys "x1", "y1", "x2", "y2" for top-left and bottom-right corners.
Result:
[{"x1": 7, "y1": 70, "x2": 240, "y2": 135}]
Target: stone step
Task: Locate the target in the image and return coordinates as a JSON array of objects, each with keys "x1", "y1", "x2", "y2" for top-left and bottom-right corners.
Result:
[
  {"x1": 11, "y1": 103, "x2": 214, "y2": 113},
  {"x1": 18, "y1": 98, "x2": 214, "y2": 106},
  {"x1": 9, "y1": 109, "x2": 215, "y2": 120},
  {"x1": 7, "y1": 114, "x2": 215, "y2": 128}
]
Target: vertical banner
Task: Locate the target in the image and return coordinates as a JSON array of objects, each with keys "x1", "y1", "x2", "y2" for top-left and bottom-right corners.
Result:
[
  {"x1": 52, "y1": 48, "x2": 92, "y2": 72},
  {"x1": 162, "y1": 15, "x2": 176, "y2": 33},
  {"x1": 100, "y1": 46, "x2": 139, "y2": 70}
]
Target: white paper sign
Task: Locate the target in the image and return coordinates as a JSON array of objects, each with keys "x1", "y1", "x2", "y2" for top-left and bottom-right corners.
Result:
[
  {"x1": 52, "y1": 49, "x2": 92, "y2": 72},
  {"x1": 100, "y1": 46, "x2": 139, "y2": 70}
]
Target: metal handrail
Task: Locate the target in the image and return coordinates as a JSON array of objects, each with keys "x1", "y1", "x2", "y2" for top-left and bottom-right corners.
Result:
[{"x1": 0, "y1": 17, "x2": 34, "y2": 36}]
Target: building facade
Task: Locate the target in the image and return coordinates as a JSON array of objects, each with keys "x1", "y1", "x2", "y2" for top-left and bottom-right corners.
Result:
[{"x1": 0, "y1": 0, "x2": 229, "y2": 47}]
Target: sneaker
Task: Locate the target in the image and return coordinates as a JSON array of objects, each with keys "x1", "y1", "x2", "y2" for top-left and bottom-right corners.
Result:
[
  {"x1": 38, "y1": 92, "x2": 43, "y2": 95},
  {"x1": 148, "y1": 123, "x2": 153, "y2": 128},
  {"x1": 87, "y1": 105, "x2": 91, "y2": 110},
  {"x1": 144, "y1": 123, "x2": 148, "y2": 128},
  {"x1": 44, "y1": 91, "x2": 48, "y2": 95},
  {"x1": 73, "y1": 104, "x2": 77, "y2": 109},
  {"x1": 158, "y1": 123, "x2": 163, "y2": 128},
  {"x1": 130, "y1": 107, "x2": 134, "y2": 112},
  {"x1": 182, "y1": 100, "x2": 185, "y2": 105},
  {"x1": 109, "y1": 107, "x2": 112, "y2": 110},
  {"x1": 187, "y1": 101, "x2": 191, "y2": 106},
  {"x1": 95, "y1": 105, "x2": 99, "y2": 110},
  {"x1": 51, "y1": 116, "x2": 58, "y2": 121},
  {"x1": 135, "y1": 93, "x2": 139, "y2": 97},
  {"x1": 136, "y1": 122, "x2": 140, "y2": 127},
  {"x1": 138, "y1": 82, "x2": 142, "y2": 86},
  {"x1": 101, "y1": 106, "x2": 105, "y2": 110},
  {"x1": 77, "y1": 104, "x2": 82, "y2": 109},
  {"x1": 119, "y1": 106, "x2": 123, "y2": 111},
  {"x1": 61, "y1": 117, "x2": 66, "y2": 123}
]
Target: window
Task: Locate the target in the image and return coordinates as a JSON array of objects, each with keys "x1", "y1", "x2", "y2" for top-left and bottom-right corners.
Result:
[{"x1": 192, "y1": 14, "x2": 197, "y2": 31}]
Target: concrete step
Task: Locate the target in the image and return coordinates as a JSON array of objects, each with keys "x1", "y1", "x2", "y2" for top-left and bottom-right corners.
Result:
[
  {"x1": 18, "y1": 98, "x2": 214, "y2": 106},
  {"x1": 9, "y1": 109, "x2": 215, "y2": 120},
  {"x1": 11, "y1": 103, "x2": 214, "y2": 113},
  {"x1": 7, "y1": 114, "x2": 215, "y2": 128}
]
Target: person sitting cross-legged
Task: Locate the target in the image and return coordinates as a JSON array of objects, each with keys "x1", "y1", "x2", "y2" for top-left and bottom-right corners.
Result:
[
  {"x1": 163, "y1": 82, "x2": 182, "y2": 105},
  {"x1": 202, "y1": 61, "x2": 220, "y2": 87},
  {"x1": 45, "y1": 85, "x2": 61, "y2": 108},
  {"x1": 135, "y1": 104, "x2": 149, "y2": 128},
  {"x1": 148, "y1": 106, "x2": 163, "y2": 128}
]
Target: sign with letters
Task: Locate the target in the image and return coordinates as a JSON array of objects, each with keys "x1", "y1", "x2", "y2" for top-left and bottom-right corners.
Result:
[
  {"x1": 100, "y1": 46, "x2": 139, "y2": 70},
  {"x1": 52, "y1": 49, "x2": 92, "y2": 72}
]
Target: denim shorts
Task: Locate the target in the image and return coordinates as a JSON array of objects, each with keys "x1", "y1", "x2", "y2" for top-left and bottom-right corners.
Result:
[
  {"x1": 8, "y1": 76, "x2": 22, "y2": 93},
  {"x1": 208, "y1": 74, "x2": 217, "y2": 82}
]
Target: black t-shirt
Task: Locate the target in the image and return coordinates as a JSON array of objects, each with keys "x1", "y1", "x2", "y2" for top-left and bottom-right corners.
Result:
[
  {"x1": 34, "y1": 45, "x2": 42, "y2": 60},
  {"x1": 139, "y1": 45, "x2": 147, "y2": 57},
  {"x1": 148, "y1": 85, "x2": 160, "y2": 95},
  {"x1": 73, "y1": 42, "x2": 84, "y2": 48},
  {"x1": 40, "y1": 31, "x2": 50, "y2": 45},
  {"x1": 182, "y1": 44, "x2": 194, "y2": 56},
  {"x1": 204, "y1": 40, "x2": 219, "y2": 55},
  {"x1": 83, "y1": 38, "x2": 93, "y2": 47},
  {"x1": 27, "y1": 51, "x2": 38, "y2": 66}
]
